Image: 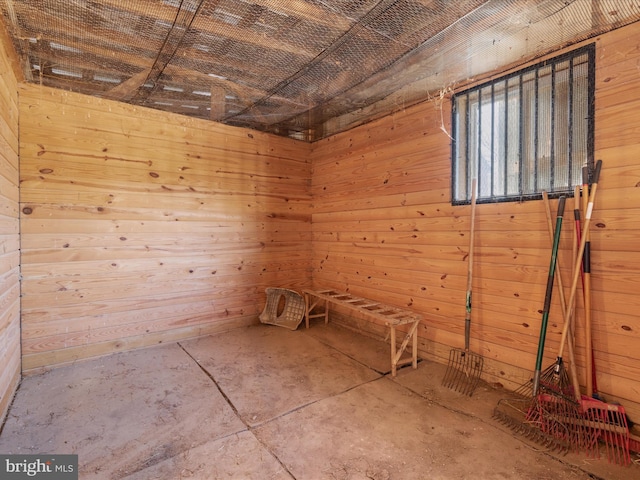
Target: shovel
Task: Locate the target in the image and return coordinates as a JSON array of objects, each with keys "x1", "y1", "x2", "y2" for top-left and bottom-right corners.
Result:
[{"x1": 442, "y1": 179, "x2": 483, "y2": 396}]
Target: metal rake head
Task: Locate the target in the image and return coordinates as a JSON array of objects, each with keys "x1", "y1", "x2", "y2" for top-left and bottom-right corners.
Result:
[
  {"x1": 493, "y1": 399, "x2": 568, "y2": 453},
  {"x1": 526, "y1": 393, "x2": 582, "y2": 454},
  {"x1": 539, "y1": 359, "x2": 573, "y2": 398},
  {"x1": 580, "y1": 397, "x2": 631, "y2": 466},
  {"x1": 442, "y1": 348, "x2": 484, "y2": 396},
  {"x1": 493, "y1": 394, "x2": 573, "y2": 454}
]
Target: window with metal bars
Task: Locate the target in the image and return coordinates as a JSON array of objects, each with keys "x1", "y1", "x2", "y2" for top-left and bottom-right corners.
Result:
[{"x1": 451, "y1": 44, "x2": 595, "y2": 204}]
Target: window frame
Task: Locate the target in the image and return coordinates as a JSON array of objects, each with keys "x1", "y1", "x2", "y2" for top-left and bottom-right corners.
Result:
[{"x1": 450, "y1": 43, "x2": 595, "y2": 205}]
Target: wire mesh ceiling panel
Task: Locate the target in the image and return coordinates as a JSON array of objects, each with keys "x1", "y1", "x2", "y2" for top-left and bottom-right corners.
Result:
[{"x1": 1, "y1": 0, "x2": 639, "y2": 141}]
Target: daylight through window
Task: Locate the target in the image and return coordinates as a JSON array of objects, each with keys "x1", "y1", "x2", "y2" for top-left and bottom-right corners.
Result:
[{"x1": 451, "y1": 44, "x2": 595, "y2": 204}]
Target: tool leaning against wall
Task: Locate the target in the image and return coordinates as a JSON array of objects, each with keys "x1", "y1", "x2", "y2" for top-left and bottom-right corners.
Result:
[{"x1": 442, "y1": 178, "x2": 484, "y2": 396}]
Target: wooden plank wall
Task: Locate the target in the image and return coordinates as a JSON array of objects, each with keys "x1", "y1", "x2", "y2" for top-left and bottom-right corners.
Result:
[
  {"x1": 19, "y1": 85, "x2": 312, "y2": 373},
  {"x1": 309, "y1": 23, "x2": 640, "y2": 422},
  {"x1": 0, "y1": 28, "x2": 20, "y2": 421}
]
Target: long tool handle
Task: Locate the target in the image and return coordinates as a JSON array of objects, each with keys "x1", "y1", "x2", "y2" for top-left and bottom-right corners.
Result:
[
  {"x1": 533, "y1": 195, "x2": 566, "y2": 396},
  {"x1": 560, "y1": 160, "x2": 602, "y2": 366},
  {"x1": 581, "y1": 165, "x2": 597, "y2": 397},
  {"x1": 543, "y1": 192, "x2": 581, "y2": 402},
  {"x1": 464, "y1": 179, "x2": 477, "y2": 351}
]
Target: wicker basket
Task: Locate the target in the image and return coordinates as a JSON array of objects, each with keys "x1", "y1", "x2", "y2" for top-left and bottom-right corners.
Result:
[{"x1": 259, "y1": 287, "x2": 305, "y2": 330}]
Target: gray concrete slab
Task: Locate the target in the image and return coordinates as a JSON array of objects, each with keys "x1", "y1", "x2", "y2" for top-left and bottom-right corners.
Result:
[
  {"x1": 0, "y1": 343, "x2": 262, "y2": 479},
  {"x1": 302, "y1": 321, "x2": 392, "y2": 374},
  {"x1": 393, "y1": 357, "x2": 640, "y2": 480},
  {"x1": 120, "y1": 431, "x2": 293, "y2": 480},
  {"x1": 0, "y1": 324, "x2": 637, "y2": 479},
  {"x1": 180, "y1": 324, "x2": 381, "y2": 427},
  {"x1": 253, "y1": 376, "x2": 591, "y2": 480}
]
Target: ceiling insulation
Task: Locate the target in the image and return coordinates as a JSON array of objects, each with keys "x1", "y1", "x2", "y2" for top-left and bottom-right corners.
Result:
[{"x1": 1, "y1": 0, "x2": 639, "y2": 141}]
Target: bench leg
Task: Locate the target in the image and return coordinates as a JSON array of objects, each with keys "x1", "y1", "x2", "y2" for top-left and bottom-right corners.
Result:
[
  {"x1": 390, "y1": 325, "x2": 397, "y2": 377},
  {"x1": 303, "y1": 293, "x2": 330, "y2": 329},
  {"x1": 324, "y1": 299, "x2": 328, "y2": 325},
  {"x1": 389, "y1": 320, "x2": 420, "y2": 377},
  {"x1": 412, "y1": 321, "x2": 418, "y2": 369}
]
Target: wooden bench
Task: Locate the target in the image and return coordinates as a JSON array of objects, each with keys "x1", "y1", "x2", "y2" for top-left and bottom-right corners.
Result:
[{"x1": 303, "y1": 288, "x2": 422, "y2": 376}]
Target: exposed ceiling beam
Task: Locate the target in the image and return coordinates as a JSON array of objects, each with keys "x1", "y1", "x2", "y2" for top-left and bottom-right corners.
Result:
[{"x1": 103, "y1": 67, "x2": 153, "y2": 101}]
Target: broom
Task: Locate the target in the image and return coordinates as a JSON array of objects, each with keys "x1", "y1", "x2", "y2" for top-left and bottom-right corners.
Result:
[{"x1": 442, "y1": 178, "x2": 483, "y2": 396}]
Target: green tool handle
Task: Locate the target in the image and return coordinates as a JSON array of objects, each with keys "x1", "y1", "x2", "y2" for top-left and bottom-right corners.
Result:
[{"x1": 533, "y1": 195, "x2": 565, "y2": 395}]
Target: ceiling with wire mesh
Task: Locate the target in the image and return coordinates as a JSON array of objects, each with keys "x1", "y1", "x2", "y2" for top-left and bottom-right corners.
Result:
[{"x1": 1, "y1": 0, "x2": 639, "y2": 142}]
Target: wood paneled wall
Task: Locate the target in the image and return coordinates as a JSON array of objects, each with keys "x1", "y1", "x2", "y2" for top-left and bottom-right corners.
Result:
[
  {"x1": 4, "y1": 11, "x2": 639, "y2": 426},
  {"x1": 19, "y1": 85, "x2": 311, "y2": 372},
  {"x1": 0, "y1": 28, "x2": 20, "y2": 421},
  {"x1": 310, "y1": 23, "x2": 640, "y2": 421}
]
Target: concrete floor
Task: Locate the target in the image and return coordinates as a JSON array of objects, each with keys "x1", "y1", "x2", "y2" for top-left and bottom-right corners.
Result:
[{"x1": 1, "y1": 323, "x2": 638, "y2": 479}]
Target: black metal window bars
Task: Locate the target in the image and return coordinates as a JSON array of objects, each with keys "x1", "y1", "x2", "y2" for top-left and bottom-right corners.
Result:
[{"x1": 451, "y1": 44, "x2": 595, "y2": 205}]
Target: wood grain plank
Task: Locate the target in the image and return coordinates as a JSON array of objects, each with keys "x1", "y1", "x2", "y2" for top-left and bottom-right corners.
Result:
[
  {"x1": 19, "y1": 83, "x2": 312, "y2": 371},
  {"x1": 22, "y1": 316, "x2": 258, "y2": 373},
  {"x1": 309, "y1": 24, "x2": 640, "y2": 421},
  {"x1": 0, "y1": 29, "x2": 19, "y2": 425}
]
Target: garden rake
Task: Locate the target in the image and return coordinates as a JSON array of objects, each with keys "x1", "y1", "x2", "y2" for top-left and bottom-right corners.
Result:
[
  {"x1": 524, "y1": 163, "x2": 602, "y2": 454},
  {"x1": 493, "y1": 195, "x2": 573, "y2": 452},
  {"x1": 575, "y1": 161, "x2": 632, "y2": 465},
  {"x1": 525, "y1": 160, "x2": 630, "y2": 464}
]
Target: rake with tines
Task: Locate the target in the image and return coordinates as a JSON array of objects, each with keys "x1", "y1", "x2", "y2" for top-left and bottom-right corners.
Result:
[
  {"x1": 574, "y1": 161, "x2": 631, "y2": 465},
  {"x1": 493, "y1": 195, "x2": 571, "y2": 452},
  {"x1": 442, "y1": 179, "x2": 483, "y2": 396},
  {"x1": 495, "y1": 160, "x2": 632, "y2": 463},
  {"x1": 507, "y1": 195, "x2": 587, "y2": 455},
  {"x1": 581, "y1": 398, "x2": 631, "y2": 465},
  {"x1": 494, "y1": 392, "x2": 574, "y2": 453},
  {"x1": 532, "y1": 162, "x2": 602, "y2": 454}
]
